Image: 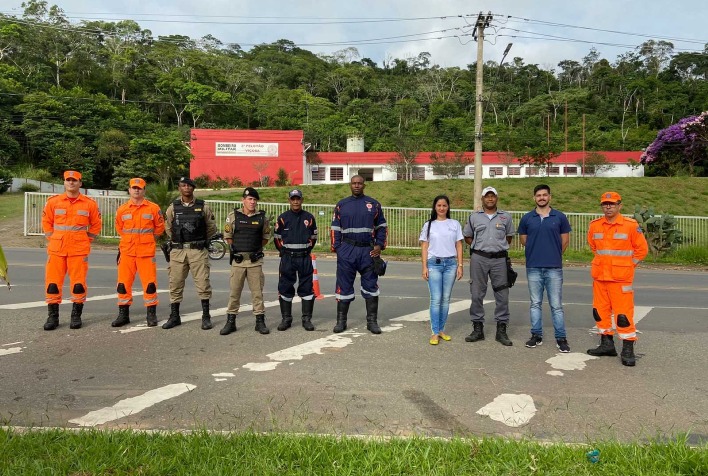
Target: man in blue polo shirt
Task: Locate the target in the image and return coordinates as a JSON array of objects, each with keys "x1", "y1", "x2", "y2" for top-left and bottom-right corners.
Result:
[{"x1": 517, "y1": 184, "x2": 572, "y2": 352}]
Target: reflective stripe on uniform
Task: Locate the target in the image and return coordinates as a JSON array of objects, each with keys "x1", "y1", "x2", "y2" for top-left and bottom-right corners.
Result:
[
  {"x1": 283, "y1": 243, "x2": 309, "y2": 249},
  {"x1": 361, "y1": 288, "x2": 380, "y2": 297},
  {"x1": 593, "y1": 233, "x2": 603, "y2": 239},
  {"x1": 77, "y1": 210, "x2": 89, "y2": 216},
  {"x1": 122, "y1": 214, "x2": 133, "y2": 220},
  {"x1": 622, "y1": 285, "x2": 633, "y2": 292},
  {"x1": 617, "y1": 331, "x2": 636, "y2": 339},
  {"x1": 596, "y1": 249, "x2": 634, "y2": 256},
  {"x1": 335, "y1": 292, "x2": 356, "y2": 300},
  {"x1": 341, "y1": 227, "x2": 373, "y2": 233},
  {"x1": 55, "y1": 209, "x2": 67, "y2": 215},
  {"x1": 122, "y1": 228, "x2": 155, "y2": 234},
  {"x1": 613, "y1": 233, "x2": 628, "y2": 240},
  {"x1": 142, "y1": 214, "x2": 154, "y2": 219},
  {"x1": 55, "y1": 225, "x2": 89, "y2": 231}
]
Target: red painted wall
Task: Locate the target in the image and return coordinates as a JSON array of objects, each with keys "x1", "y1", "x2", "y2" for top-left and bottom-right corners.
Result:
[{"x1": 190, "y1": 129, "x2": 304, "y2": 185}]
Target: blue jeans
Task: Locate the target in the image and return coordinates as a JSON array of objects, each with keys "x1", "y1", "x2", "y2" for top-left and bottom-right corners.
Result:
[
  {"x1": 527, "y1": 267, "x2": 566, "y2": 339},
  {"x1": 427, "y1": 257, "x2": 458, "y2": 334}
]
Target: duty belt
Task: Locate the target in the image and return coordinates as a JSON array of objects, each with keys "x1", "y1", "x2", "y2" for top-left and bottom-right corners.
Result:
[
  {"x1": 282, "y1": 250, "x2": 310, "y2": 257},
  {"x1": 172, "y1": 241, "x2": 205, "y2": 250},
  {"x1": 343, "y1": 238, "x2": 373, "y2": 247},
  {"x1": 472, "y1": 249, "x2": 508, "y2": 259}
]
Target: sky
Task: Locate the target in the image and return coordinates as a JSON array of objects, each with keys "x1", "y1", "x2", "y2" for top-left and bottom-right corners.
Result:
[{"x1": 1, "y1": 0, "x2": 706, "y2": 69}]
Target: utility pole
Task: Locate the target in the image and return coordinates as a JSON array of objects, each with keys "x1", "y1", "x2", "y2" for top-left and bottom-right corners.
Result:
[
  {"x1": 473, "y1": 12, "x2": 493, "y2": 211},
  {"x1": 564, "y1": 99, "x2": 568, "y2": 176},
  {"x1": 582, "y1": 113, "x2": 586, "y2": 176}
]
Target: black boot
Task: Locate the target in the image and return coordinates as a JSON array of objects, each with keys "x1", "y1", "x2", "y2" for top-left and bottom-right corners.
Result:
[
  {"x1": 70, "y1": 303, "x2": 83, "y2": 329},
  {"x1": 220, "y1": 313, "x2": 237, "y2": 335},
  {"x1": 44, "y1": 303, "x2": 60, "y2": 331},
  {"x1": 587, "y1": 334, "x2": 618, "y2": 357},
  {"x1": 146, "y1": 305, "x2": 158, "y2": 327},
  {"x1": 365, "y1": 297, "x2": 381, "y2": 335},
  {"x1": 620, "y1": 340, "x2": 636, "y2": 367},
  {"x1": 200, "y1": 299, "x2": 213, "y2": 330},
  {"x1": 465, "y1": 321, "x2": 484, "y2": 342},
  {"x1": 333, "y1": 300, "x2": 350, "y2": 333},
  {"x1": 301, "y1": 299, "x2": 315, "y2": 331},
  {"x1": 162, "y1": 303, "x2": 181, "y2": 329},
  {"x1": 495, "y1": 322, "x2": 513, "y2": 346},
  {"x1": 277, "y1": 297, "x2": 293, "y2": 331},
  {"x1": 255, "y1": 314, "x2": 270, "y2": 334},
  {"x1": 111, "y1": 305, "x2": 130, "y2": 327}
]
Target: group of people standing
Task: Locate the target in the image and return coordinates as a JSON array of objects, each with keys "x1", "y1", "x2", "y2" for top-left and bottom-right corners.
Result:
[
  {"x1": 419, "y1": 184, "x2": 648, "y2": 367},
  {"x1": 41, "y1": 171, "x2": 648, "y2": 366}
]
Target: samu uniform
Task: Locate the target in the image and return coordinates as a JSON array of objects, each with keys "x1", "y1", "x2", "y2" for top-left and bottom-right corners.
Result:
[
  {"x1": 462, "y1": 210, "x2": 515, "y2": 336},
  {"x1": 42, "y1": 192, "x2": 102, "y2": 329},
  {"x1": 163, "y1": 198, "x2": 217, "y2": 329},
  {"x1": 274, "y1": 209, "x2": 318, "y2": 330},
  {"x1": 113, "y1": 199, "x2": 165, "y2": 326},
  {"x1": 223, "y1": 208, "x2": 272, "y2": 332},
  {"x1": 330, "y1": 194, "x2": 387, "y2": 333}
]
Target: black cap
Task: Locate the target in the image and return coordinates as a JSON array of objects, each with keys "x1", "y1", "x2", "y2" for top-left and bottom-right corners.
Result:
[
  {"x1": 289, "y1": 189, "x2": 303, "y2": 199},
  {"x1": 179, "y1": 176, "x2": 196, "y2": 188},
  {"x1": 243, "y1": 187, "x2": 260, "y2": 200}
]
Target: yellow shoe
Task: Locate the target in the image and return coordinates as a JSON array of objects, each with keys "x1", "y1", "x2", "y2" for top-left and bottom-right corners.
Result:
[
  {"x1": 429, "y1": 336, "x2": 439, "y2": 345},
  {"x1": 439, "y1": 332, "x2": 452, "y2": 341}
]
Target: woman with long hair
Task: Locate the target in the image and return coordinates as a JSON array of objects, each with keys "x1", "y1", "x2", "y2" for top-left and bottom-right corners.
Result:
[{"x1": 419, "y1": 195, "x2": 464, "y2": 345}]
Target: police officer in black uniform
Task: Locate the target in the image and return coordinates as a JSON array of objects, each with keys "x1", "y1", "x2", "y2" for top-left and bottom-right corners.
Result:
[
  {"x1": 220, "y1": 187, "x2": 272, "y2": 335},
  {"x1": 274, "y1": 189, "x2": 318, "y2": 331}
]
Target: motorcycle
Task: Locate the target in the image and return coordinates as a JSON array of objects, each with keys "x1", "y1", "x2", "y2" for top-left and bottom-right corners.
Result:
[{"x1": 207, "y1": 233, "x2": 228, "y2": 260}]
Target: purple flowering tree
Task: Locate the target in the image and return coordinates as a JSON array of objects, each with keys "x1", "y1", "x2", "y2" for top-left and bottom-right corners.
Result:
[{"x1": 640, "y1": 112, "x2": 708, "y2": 176}]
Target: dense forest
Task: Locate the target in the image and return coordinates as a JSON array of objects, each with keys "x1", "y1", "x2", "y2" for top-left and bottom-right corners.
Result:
[{"x1": 1, "y1": 1, "x2": 707, "y2": 188}]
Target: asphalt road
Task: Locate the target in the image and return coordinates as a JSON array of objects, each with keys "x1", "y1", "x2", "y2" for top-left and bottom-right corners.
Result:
[{"x1": 1, "y1": 248, "x2": 706, "y2": 443}]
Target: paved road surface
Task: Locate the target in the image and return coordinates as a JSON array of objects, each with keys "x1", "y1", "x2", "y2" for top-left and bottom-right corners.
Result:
[{"x1": 1, "y1": 248, "x2": 706, "y2": 443}]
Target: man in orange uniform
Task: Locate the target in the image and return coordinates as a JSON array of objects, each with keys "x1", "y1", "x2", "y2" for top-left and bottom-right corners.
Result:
[
  {"x1": 111, "y1": 178, "x2": 165, "y2": 327},
  {"x1": 42, "y1": 170, "x2": 102, "y2": 330},
  {"x1": 587, "y1": 191, "x2": 648, "y2": 366}
]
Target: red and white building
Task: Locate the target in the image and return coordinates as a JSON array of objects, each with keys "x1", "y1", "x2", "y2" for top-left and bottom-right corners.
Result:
[{"x1": 190, "y1": 129, "x2": 644, "y2": 185}]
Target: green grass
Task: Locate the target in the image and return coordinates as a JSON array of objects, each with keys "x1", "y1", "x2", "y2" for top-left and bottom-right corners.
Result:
[
  {"x1": 200, "y1": 177, "x2": 708, "y2": 216},
  {"x1": 1, "y1": 429, "x2": 706, "y2": 475},
  {"x1": 0, "y1": 193, "x2": 25, "y2": 224}
]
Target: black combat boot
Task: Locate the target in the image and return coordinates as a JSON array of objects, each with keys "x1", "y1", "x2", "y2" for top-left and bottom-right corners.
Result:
[
  {"x1": 111, "y1": 305, "x2": 130, "y2": 327},
  {"x1": 620, "y1": 340, "x2": 636, "y2": 367},
  {"x1": 201, "y1": 299, "x2": 213, "y2": 330},
  {"x1": 495, "y1": 322, "x2": 513, "y2": 346},
  {"x1": 44, "y1": 303, "x2": 60, "y2": 331},
  {"x1": 365, "y1": 297, "x2": 381, "y2": 334},
  {"x1": 301, "y1": 299, "x2": 315, "y2": 331},
  {"x1": 162, "y1": 302, "x2": 181, "y2": 329},
  {"x1": 255, "y1": 314, "x2": 270, "y2": 334},
  {"x1": 333, "y1": 300, "x2": 350, "y2": 333},
  {"x1": 465, "y1": 321, "x2": 484, "y2": 342},
  {"x1": 146, "y1": 305, "x2": 158, "y2": 327},
  {"x1": 277, "y1": 297, "x2": 293, "y2": 331},
  {"x1": 69, "y1": 303, "x2": 84, "y2": 329},
  {"x1": 587, "y1": 334, "x2": 618, "y2": 357},
  {"x1": 220, "y1": 313, "x2": 237, "y2": 335}
]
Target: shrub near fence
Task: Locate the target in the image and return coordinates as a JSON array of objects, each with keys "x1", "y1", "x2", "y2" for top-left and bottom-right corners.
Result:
[{"x1": 23, "y1": 193, "x2": 708, "y2": 252}]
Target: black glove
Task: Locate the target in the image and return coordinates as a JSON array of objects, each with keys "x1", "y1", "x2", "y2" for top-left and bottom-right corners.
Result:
[
  {"x1": 249, "y1": 251, "x2": 265, "y2": 263},
  {"x1": 116, "y1": 250, "x2": 121, "y2": 265},
  {"x1": 160, "y1": 242, "x2": 171, "y2": 262},
  {"x1": 506, "y1": 257, "x2": 518, "y2": 288},
  {"x1": 372, "y1": 256, "x2": 387, "y2": 276}
]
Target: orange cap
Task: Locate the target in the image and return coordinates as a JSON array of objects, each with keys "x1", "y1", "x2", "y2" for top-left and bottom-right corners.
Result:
[
  {"x1": 64, "y1": 170, "x2": 82, "y2": 181},
  {"x1": 129, "y1": 178, "x2": 146, "y2": 189},
  {"x1": 600, "y1": 191, "x2": 621, "y2": 203}
]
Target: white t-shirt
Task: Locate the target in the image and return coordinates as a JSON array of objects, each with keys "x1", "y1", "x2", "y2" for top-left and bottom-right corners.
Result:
[{"x1": 419, "y1": 219, "x2": 464, "y2": 258}]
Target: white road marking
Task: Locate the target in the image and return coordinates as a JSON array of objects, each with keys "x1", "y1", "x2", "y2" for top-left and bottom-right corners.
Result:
[
  {"x1": 0, "y1": 347, "x2": 23, "y2": 356},
  {"x1": 0, "y1": 291, "x2": 169, "y2": 310},
  {"x1": 215, "y1": 378, "x2": 227, "y2": 382},
  {"x1": 547, "y1": 371, "x2": 564, "y2": 377},
  {"x1": 546, "y1": 353, "x2": 598, "y2": 372},
  {"x1": 68, "y1": 383, "x2": 196, "y2": 427},
  {"x1": 390, "y1": 299, "x2": 491, "y2": 322},
  {"x1": 2, "y1": 341, "x2": 23, "y2": 346},
  {"x1": 267, "y1": 333, "x2": 365, "y2": 362},
  {"x1": 476, "y1": 394, "x2": 537, "y2": 427},
  {"x1": 243, "y1": 362, "x2": 280, "y2": 371},
  {"x1": 119, "y1": 295, "x2": 335, "y2": 333},
  {"x1": 212, "y1": 373, "x2": 235, "y2": 378}
]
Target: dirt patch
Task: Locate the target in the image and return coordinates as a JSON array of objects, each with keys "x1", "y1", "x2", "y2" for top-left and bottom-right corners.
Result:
[{"x1": 0, "y1": 216, "x2": 45, "y2": 248}]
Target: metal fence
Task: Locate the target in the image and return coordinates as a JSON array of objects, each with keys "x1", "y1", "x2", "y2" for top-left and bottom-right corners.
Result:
[{"x1": 24, "y1": 192, "x2": 708, "y2": 251}]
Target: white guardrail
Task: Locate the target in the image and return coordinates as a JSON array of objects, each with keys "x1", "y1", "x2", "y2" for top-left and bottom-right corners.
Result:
[{"x1": 23, "y1": 192, "x2": 708, "y2": 251}]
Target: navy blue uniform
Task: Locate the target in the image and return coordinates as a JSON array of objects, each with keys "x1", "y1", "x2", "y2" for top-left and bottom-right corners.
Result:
[
  {"x1": 331, "y1": 194, "x2": 387, "y2": 302},
  {"x1": 274, "y1": 209, "x2": 318, "y2": 301}
]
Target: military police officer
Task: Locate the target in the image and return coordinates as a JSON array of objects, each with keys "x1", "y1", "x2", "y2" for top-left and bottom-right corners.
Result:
[
  {"x1": 220, "y1": 187, "x2": 272, "y2": 336},
  {"x1": 462, "y1": 186, "x2": 516, "y2": 346},
  {"x1": 163, "y1": 176, "x2": 217, "y2": 330},
  {"x1": 274, "y1": 189, "x2": 318, "y2": 331}
]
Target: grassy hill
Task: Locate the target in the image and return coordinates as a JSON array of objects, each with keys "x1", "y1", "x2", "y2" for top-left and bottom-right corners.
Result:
[{"x1": 201, "y1": 177, "x2": 708, "y2": 216}]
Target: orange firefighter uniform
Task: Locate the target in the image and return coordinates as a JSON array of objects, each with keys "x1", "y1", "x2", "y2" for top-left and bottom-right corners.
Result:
[
  {"x1": 587, "y1": 210, "x2": 648, "y2": 341},
  {"x1": 115, "y1": 195, "x2": 165, "y2": 307},
  {"x1": 42, "y1": 183, "x2": 102, "y2": 304}
]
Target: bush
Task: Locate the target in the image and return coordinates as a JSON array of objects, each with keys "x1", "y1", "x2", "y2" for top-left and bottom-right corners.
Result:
[
  {"x1": 11, "y1": 165, "x2": 54, "y2": 182},
  {"x1": 194, "y1": 174, "x2": 211, "y2": 188},
  {"x1": 209, "y1": 176, "x2": 229, "y2": 190},
  {"x1": 230, "y1": 177, "x2": 242, "y2": 188},
  {"x1": 633, "y1": 205, "x2": 683, "y2": 258},
  {"x1": 275, "y1": 168, "x2": 289, "y2": 186},
  {"x1": 19, "y1": 183, "x2": 39, "y2": 192},
  {"x1": 0, "y1": 168, "x2": 11, "y2": 194}
]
